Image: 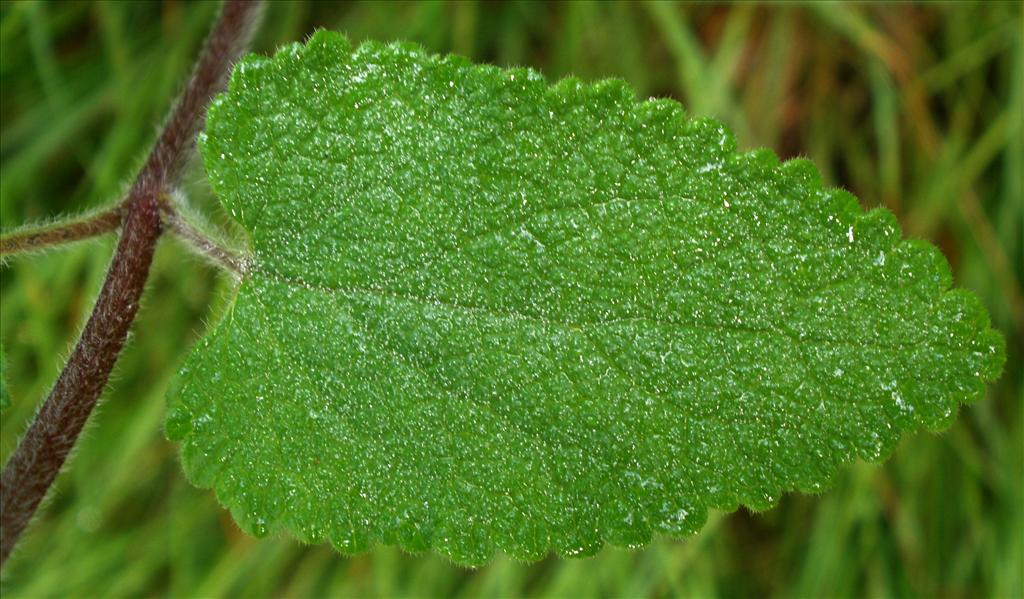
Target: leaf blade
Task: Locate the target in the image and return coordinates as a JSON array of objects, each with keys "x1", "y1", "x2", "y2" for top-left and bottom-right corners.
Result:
[{"x1": 169, "y1": 31, "x2": 1005, "y2": 565}]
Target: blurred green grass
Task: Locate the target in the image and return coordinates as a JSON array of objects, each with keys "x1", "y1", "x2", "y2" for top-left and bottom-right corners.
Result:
[{"x1": 0, "y1": 1, "x2": 1020, "y2": 597}]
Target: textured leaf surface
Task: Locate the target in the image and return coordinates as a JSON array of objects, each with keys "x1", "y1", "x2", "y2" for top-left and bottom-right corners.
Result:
[{"x1": 167, "y1": 32, "x2": 1004, "y2": 565}]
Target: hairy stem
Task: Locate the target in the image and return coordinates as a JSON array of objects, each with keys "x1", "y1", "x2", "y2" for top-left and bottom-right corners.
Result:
[
  {"x1": 0, "y1": 193, "x2": 161, "y2": 564},
  {"x1": 0, "y1": 0, "x2": 262, "y2": 566},
  {"x1": 0, "y1": 206, "x2": 123, "y2": 258}
]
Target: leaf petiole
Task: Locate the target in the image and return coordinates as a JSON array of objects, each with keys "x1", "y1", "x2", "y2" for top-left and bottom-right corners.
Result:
[{"x1": 159, "y1": 197, "x2": 248, "y2": 276}]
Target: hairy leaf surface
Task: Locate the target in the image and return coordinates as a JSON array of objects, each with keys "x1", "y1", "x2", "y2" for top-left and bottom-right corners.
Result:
[{"x1": 167, "y1": 32, "x2": 1004, "y2": 565}]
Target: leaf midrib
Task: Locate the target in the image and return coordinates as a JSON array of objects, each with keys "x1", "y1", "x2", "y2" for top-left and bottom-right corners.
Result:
[{"x1": 250, "y1": 267, "x2": 941, "y2": 354}]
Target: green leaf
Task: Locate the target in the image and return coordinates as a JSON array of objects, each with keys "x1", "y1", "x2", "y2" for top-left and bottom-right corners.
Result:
[{"x1": 168, "y1": 31, "x2": 1005, "y2": 565}]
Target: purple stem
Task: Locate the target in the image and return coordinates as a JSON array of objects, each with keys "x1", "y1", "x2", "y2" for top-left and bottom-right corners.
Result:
[{"x1": 0, "y1": 0, "x2": 262, "y2": 566}]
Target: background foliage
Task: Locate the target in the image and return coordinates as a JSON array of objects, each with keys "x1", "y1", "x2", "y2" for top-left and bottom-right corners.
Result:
[{"x1": 1, "y1": 1, "x2": 1020, "y2": 597}]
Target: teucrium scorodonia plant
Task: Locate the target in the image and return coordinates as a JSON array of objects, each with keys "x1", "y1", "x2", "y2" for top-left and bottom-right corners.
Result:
[{"x1": 0, "y1": 17, "x2": 1005, "y2": 568}]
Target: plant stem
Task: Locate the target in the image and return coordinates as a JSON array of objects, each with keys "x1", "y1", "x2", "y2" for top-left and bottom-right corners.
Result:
[
  {"x1": 0, "y1": 206, "x2": 123, "y2": 257},
  {"x1": 0, "y1": 0, "x2": 262, "y2": 567}
]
